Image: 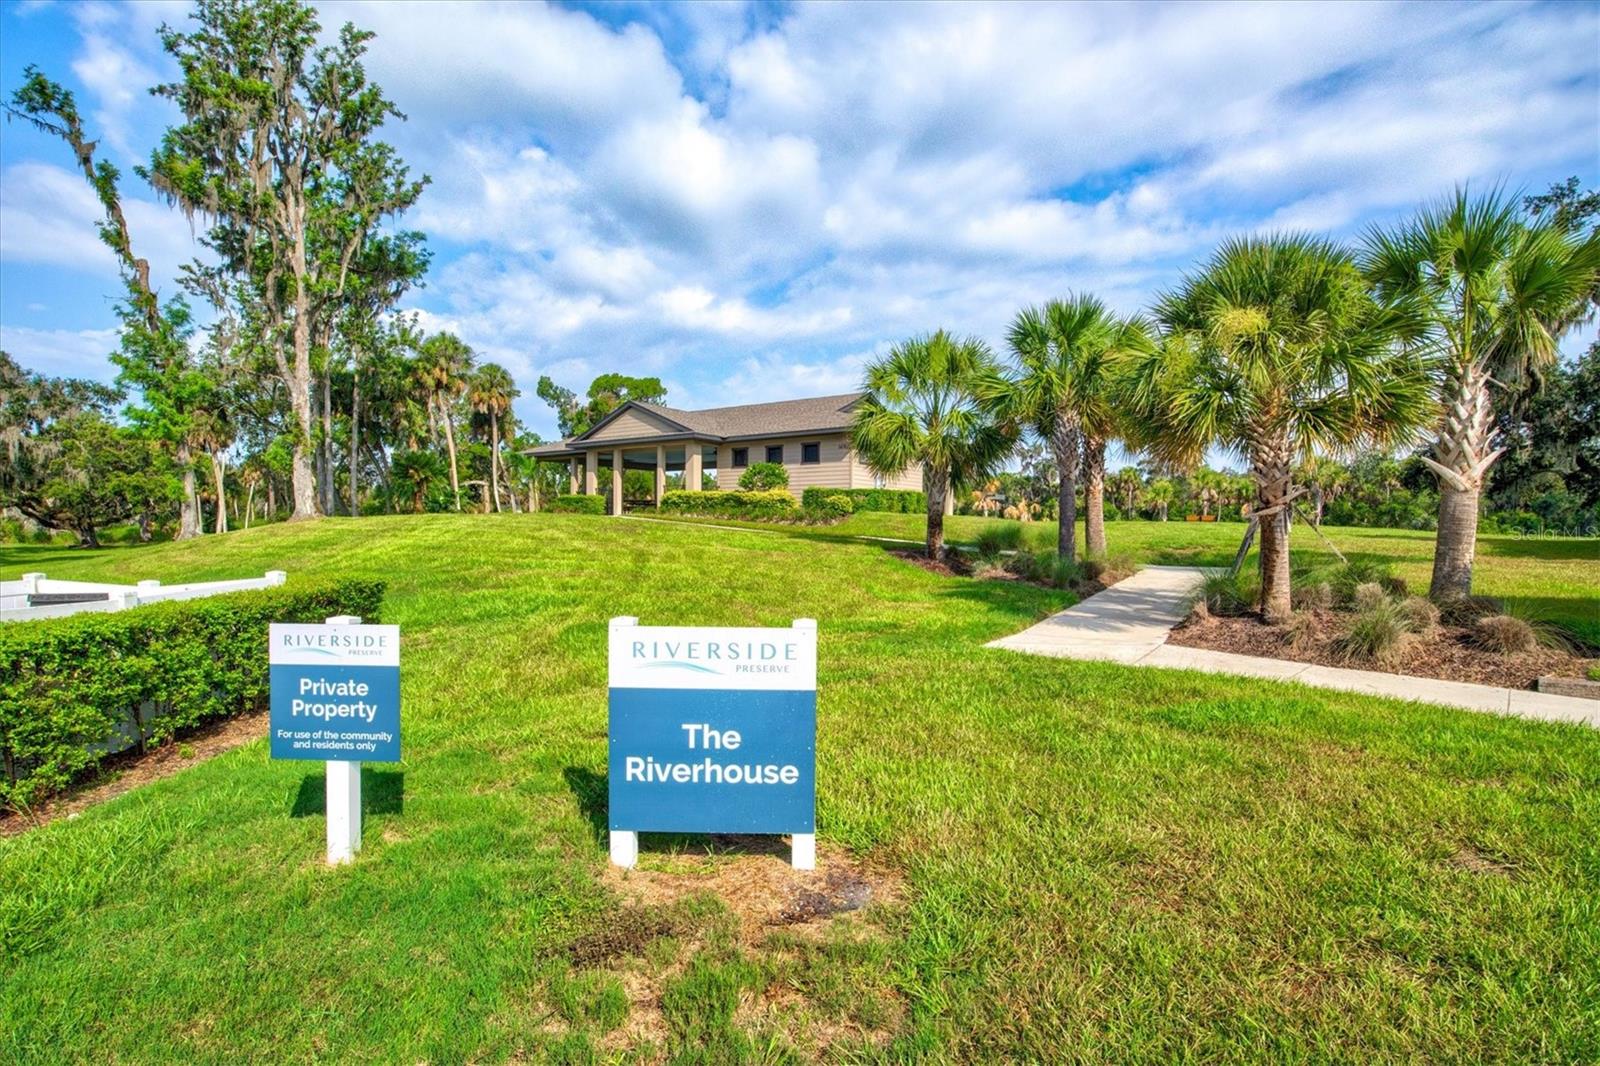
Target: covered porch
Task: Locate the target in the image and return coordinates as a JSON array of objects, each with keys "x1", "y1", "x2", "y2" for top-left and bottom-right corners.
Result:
[{"x1": 532, "y1": 441, "x2": 719, "y2": 515}]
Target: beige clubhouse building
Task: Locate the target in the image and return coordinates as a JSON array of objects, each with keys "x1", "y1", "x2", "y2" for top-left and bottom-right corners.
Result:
[{"x1": 529, "y1": 392, "x2": 924, "y2": 515}]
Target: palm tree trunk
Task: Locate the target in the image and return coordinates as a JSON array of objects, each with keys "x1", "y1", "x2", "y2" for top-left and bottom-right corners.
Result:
[
  {"x1": 925, "y1": 468, "x2": 949, "y2": 560},
  {"x1": 244, "y1": 482, "x2": 254, "y2": 530},
  {"x1": 1051, "y1": 419, "x2": 1080, "y2": 561},
  {"x1": 489, "y1": 411, "x2": 501, "y2": 513},
  {"x1": 440, "y1": 398, "x2": 462, "y2": 511},
  {"x1": 1251, "y1": 436, "x2": 1294, "y2": 623},
  {"x1": 1425, "y1": 360, "x2": 1498, "y2": 599},
  {"x1": 1433, "y1": 483, "x2": 1481, "y2": 599},
  {"x1": 1083, "y1": 436, "x2": 1106, "y2": 556},
  {"x1": 212, "y1": 453, "x2": 228, "y2": 534}
]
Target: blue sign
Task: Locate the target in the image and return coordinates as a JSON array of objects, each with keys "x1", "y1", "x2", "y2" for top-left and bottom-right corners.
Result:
[
  {"x1": 269, "y1": 623, "x2": 401, "y2": 762},
  {"x1": 608, "y1": 623, "x2": 816, "y2": 835}
]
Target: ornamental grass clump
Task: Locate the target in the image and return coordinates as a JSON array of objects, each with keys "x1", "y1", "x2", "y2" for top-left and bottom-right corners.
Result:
[
  {"x1": 1335, "y1": 599, "x2": 1414, "y2": 667},
  {"x1": 1438, "y1": 594, "x2": 1505, "y2": 627},
  {"x1": 1400, "y1": 596, "x2": 1441, "y2": 636},
  {"x1": 1352, "y1": 581, "x2": 1389, "y2": 612},
  {"x1": 1330, "y1": 560, "x2": 1394, "y2": 606},
  {"x1": 1292, "y1": 581, "x2": 1333, "y2": 611},
  {"x1": 1190, "y1": 570, "x2": 1258, "y2": 620},
  {"x1": 1281, "y1": 611, "x2": 1319, "y2": 653},
  {"x1": 975, "y1": 525, "x2": 1022, "y2": 559},
  {"x1": 1473, "y1": 614, "x2": 1537, "y2": 654}
]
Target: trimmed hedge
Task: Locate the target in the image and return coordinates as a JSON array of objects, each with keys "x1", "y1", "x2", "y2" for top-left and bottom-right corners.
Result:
[
  {"x1": 801, "y1": 487, "x2": 926, "y2": 514},
  {"x1": 548, "y1": 494, "x2": 606, "y2": 515},
  {"x1": 659, "y1": 490, "x2": 799, "y2": 520},
  {"x1": 0, "y1": 578, "x2": 385, "y2": 809}
]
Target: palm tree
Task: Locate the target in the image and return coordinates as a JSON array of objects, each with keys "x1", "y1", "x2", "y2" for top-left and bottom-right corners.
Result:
[
  {"x1": 468, "y1": 363, "x2": 518, "y2": 513},
  {"x1": 190, "y1": 404, "x2": 233, "y2": 534},
  {"x1": 1007, "y1": 295, "x2": 1149, "y2": 561},
  {"x1": 1191, "y1": 466, "x2": 1225, "y2": 518},
  {"x1": 1129, "y1": 234, "x2": 1433, "y2": 622},
  {"x1": 416, "y1": 333, "x2": 475, "y2": 511},
  {"x1": 1108, "y1": 467, "x2": 1143, "y2": 518},
  {"x1": 392, "y1": 448, "x2": 447, "y2": 514},
  {"x1": 1145, "y1": 478, "x2": 1176, "y2": 521},
  {"x1": 1297, "y1": 455, "x2": 1349, "y2": 525},
  {"x1": 1362, "y1": 188, "x2": 1600, "y2": 599},
  {"x1": 852, "y1": 331, "x2": 1014, "y2": 559}
]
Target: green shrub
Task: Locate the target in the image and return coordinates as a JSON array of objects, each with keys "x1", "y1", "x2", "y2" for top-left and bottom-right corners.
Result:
[
  {"x1": 1335, "y1": 600, "x2": 1413, "y2": 666},
  {"x1": 737, "y1": 462, "x2": 789, "y2": 491},
  {"x1": 800, "y1": 487, "x2": 927, "y2": 513},
  {"x1": 0, "y1": 578, "x2": 385, "y2": 808},
  {"x1": 800, "y1": 494, "x2": 855, "y2": 522},
  {"x1": 659, "y1": 490, "x2": 799, "y2": 520},
  {"x1": 548, "y1": 494, "x2": 606, "y2": 515}
]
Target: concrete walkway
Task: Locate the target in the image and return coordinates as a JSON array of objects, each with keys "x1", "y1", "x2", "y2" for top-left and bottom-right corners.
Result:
[{"x1": 988, "y1": 566, "x2": 1600, "y2": 730}]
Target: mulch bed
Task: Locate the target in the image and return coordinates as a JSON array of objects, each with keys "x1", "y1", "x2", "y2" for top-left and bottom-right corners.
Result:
[
  {"x1": 1169, "y1": 610, "x2": 1596, "y2": 690},
  {"x1": 0, "y1": 707, "x2": 269, "y2": 836}
]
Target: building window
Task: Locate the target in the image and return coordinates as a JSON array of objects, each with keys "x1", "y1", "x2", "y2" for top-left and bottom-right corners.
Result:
[
  {"x1": 731, "y1": 447, "x2": 748, "y2": 468},
  {"x1": 801, "y1": 441, "x2": 821, "y2": 464},
  {"x1": 766, "y1": 445, "x2": 784, "y2": 464}
]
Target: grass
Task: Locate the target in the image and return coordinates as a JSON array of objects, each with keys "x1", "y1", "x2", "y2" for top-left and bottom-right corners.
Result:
[
  {"x1": 637, "y1": 511, "x2": 1600, "y2": 644},
  {"x1": 4, "y1": 514, "x2": 1600, "y2": 1062}
]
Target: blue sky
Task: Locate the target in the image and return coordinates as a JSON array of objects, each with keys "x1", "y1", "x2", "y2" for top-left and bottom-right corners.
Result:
[{"x1": 2, "y1": 0, "x2": 1597, "y2": 443}]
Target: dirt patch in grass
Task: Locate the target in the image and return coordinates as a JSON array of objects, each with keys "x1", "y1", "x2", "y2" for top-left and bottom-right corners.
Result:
[
  {"x1": 0, "y1": 707, "x2": 268, "y2": 836},
  {"x1": 1450, "y1": 845, "x2": 1519, "y2": 878},
  {"x1": 890, "y1": 548, "x2": 971, "y2": 578},
  {"x1": 1169, "y1": 611, "x2": 1595, "y2": 690},
  {"x1": 600, "y1": 842, "x2": 902, "y2": 944}
]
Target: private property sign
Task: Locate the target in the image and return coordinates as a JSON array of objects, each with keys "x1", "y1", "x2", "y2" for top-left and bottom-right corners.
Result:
[
  {"x1": 608, "y1": 617, "x2": 817, "y2": 868},
  {"x1": 269, "y1": 622, "x2": 401, "y2": 762}
]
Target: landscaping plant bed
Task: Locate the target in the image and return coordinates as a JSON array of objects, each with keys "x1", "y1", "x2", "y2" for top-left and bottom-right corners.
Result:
[{"x1": 1169, "y1": 610, "x2": 1597, "y2": 690}]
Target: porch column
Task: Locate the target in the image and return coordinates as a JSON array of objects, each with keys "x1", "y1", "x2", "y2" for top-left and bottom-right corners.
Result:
[
  {"x1": 569, "y1": 458, "x2": 579, "y2": 494},
  {"x1": 611, "y1": 447, "x2": 624, "y2": 516},
  {"x1": 686, "y1": 443, "x2": 703, "y2": 491},
  {"x1": 655, "y1": 444, "x2": 666, "y2": 507},
  {"x1": 584, "y1": 449, "x2": 598, "y2": 495}
]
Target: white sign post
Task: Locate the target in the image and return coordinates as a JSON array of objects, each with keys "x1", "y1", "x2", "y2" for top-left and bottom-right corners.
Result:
[
  {"x1": 269, "y1": 614, "x2": 401, "y2": 866},
  {"x1": 323, "y1": 614, "x2": 363, "y2": 864}
]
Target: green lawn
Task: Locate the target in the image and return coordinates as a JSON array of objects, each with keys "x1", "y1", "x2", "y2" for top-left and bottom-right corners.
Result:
[
  {"x1": 3, "y1": 515, "x2": 1599, "y2": 1062},
  {"x1": 638, "y1": 512, "x2": 1600, "y2": 644}
]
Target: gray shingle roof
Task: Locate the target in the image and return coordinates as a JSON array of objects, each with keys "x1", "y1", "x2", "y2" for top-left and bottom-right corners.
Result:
[
  {"x1": 626, "y1": 392, "x2": 863, "y2": 440},
  {"x1": 543, "y1": 391, "x2": 864, "y2": 448}
]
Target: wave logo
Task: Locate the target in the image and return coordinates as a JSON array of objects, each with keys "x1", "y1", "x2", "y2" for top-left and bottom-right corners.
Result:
[
  {"x1": 283, "y1": 641, "x2": 341, "y2": 658},
  {"x1": 639, "y1": 660, "x2": 722, "y2": 675}
]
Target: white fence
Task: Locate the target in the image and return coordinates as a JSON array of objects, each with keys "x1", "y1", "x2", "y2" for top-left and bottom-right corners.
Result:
[{"x1": 0, "y1": 570, "x2": 288, "y2": 623}]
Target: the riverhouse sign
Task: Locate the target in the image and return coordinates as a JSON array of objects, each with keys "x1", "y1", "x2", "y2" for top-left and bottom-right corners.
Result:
[{"x1": 607, "y1": 617, "x2": 817, "y2": 869}]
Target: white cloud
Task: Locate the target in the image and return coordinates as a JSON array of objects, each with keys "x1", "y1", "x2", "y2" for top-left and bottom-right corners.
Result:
[
  {"x1": 0, "y1": 162, "x2": 205, "y2": 290},
  {"x1": 70, "y1": 33, "x2": 159, "y2": 155},
  {"x1": 4, "y1": 0, "x2": 1596, "y2": 446},
  {"x1": 0, "y1": 324, "x2": 122, "y2": 382}
]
